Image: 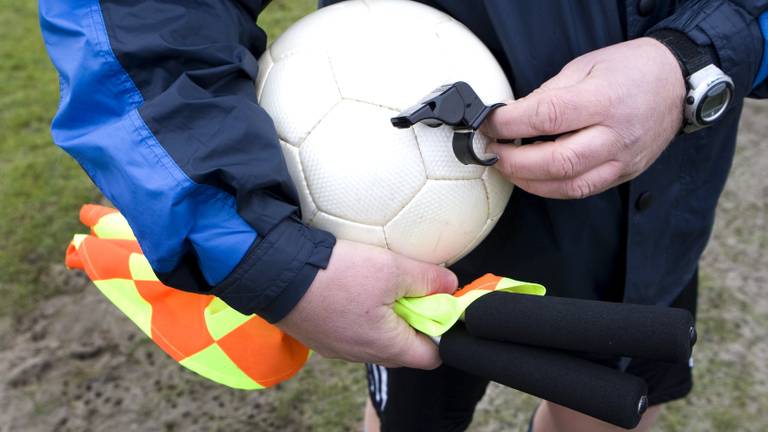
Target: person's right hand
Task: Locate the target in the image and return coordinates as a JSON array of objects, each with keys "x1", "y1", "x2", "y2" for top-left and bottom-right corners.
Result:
[{"x1": 276, "y1": 239, "x2": 458, "y2": 370}]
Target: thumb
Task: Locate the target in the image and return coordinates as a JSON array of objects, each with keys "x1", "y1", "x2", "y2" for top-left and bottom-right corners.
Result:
[
  {"x1": 396, "y1": 258, "x2": 458, "y2": 298},
  {"x1": 482, "y1": 79, "x2": 604, "y2": 139}
]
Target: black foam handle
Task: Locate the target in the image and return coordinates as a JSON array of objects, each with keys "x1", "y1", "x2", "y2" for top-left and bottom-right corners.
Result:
[
  {"x1": 464, "y1": 291, "x2": 696, "y2": 363},
  {"x1": 440, "y1": 325, "x2": 648, "y2": 429}
]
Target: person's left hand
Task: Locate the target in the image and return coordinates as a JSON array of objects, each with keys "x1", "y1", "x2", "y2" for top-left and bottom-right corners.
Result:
[{"x1": 482, "y1": 37, "x2": 686, "y2": 199}]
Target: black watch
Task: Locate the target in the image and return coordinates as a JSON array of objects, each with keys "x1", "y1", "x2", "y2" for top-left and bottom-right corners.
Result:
[{"x1": 648, "y1": 29, "x2": 734, "y2": 133}]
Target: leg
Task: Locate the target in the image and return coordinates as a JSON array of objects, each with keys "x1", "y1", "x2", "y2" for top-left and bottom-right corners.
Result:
[
  {"x1": 364, "y1": 363, "x2": 489, "y2": 432},
  {"x1": 364, "y1": 397, "x2": 380, "y2": 432},
  {"x1": 532, "y1": 401, "x2": 662, "y2": 432},
  {"x1": 532, "y1": 270, "x2": 698, "y2": 432}
]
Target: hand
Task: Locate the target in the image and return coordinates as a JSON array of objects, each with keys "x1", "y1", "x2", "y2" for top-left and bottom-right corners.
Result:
[
  {"x1": 276, "y1": 240, "x2": 458, "y2": 369},
  {"x1": 482, "y1": 37, "x2": 686, "y2": 199}
]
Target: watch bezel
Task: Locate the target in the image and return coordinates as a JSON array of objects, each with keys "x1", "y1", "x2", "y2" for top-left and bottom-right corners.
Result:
[{"x1": 683, "y1": 64, "x2": 734, "y2": 133}]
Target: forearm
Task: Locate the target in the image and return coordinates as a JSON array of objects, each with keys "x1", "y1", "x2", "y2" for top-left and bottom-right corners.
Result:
[{"x1": 40, "y1": 0, "x2": 334, "y2": 321}]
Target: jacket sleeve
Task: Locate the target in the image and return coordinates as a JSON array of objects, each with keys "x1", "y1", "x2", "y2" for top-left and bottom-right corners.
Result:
[
  {"x1": 39, "y1": 0, "x2": 335, "y2": 322},
  {"x1": 648, "y1": 0, "x2": 768, "y2": 99}
]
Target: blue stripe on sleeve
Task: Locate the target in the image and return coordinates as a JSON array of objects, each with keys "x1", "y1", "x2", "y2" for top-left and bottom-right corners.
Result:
[
  {"x1": 754, "y1": 11, "x2": 768, "y2": 88},
  {"x1": 39, "y1": 0, "x2": 256, "y2": 285}
]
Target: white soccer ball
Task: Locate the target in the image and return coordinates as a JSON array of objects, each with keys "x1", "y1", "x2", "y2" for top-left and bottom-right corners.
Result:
[{"x1": 256, "y1": 0, "x2": 514, "y2": 265}]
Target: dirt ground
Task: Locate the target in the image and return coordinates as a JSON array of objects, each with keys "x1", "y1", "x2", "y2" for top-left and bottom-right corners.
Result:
[{"x1": 0, "y1": 100, "x2": 766, "y2": 431}]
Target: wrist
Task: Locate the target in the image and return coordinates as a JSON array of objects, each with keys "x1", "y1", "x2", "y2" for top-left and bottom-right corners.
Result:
[
  {"x1": 638, "y1": 36, "x2": 687, "y2": 128},
  {"x1": 644, "y1": 32, "x2": 734, "y2": 133},
  {"x1": 641, "y1": 36, "x2": 687, "y2": 97},
  {"x1": 647, "y1": 30, "x2": 718, "y2": 77},
  {"x1": 214, "y1": 217, "x2": 336, "y2": 322}
]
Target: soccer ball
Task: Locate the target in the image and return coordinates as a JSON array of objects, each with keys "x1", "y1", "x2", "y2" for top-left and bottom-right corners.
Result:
[{"x1": 256, "y1": 0, "x2": 514, "y2": 265}]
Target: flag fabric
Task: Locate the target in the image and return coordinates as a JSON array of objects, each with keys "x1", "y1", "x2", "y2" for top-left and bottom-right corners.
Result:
[{"x1": 66, "y1": 205, "x2": 544, "y2": 389}]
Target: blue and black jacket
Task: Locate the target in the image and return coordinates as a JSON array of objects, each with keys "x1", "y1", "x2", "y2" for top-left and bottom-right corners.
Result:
[{"x1": 40, "y1": 0, "x2": 767, "y2": 321}]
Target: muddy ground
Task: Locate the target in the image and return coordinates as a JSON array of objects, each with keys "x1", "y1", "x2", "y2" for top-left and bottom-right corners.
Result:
[{"x1": 0, "y1": 100, "x2": 766, "y2": 431}]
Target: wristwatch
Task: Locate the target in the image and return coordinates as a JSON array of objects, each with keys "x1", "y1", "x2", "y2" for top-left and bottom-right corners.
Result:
[{"x1": 648, "y1": 29, "x2": 734, "y2": 133}]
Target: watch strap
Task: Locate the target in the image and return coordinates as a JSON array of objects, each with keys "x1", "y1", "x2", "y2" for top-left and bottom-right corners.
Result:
[{"x1": 647, "y1": 29, "x2": 716, "y2": 77}]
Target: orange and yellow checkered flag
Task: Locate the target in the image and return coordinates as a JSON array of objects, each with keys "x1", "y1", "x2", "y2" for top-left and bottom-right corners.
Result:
[
  {"x1": 66, "y1": 205, "x2": 309, "y2": 389},
  {"x1": 65, "y1": 205, "x2": 544, "y2": 390}
]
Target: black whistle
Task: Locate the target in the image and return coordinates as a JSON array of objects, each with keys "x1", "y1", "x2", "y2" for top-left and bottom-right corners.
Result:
[{"x1": 391, "y1": 81, "x2": 504, "y2": 166}]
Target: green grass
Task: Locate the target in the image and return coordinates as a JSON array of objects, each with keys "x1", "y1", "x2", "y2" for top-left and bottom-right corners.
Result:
[
  {"x1": 0, "y1": 0, "x2": 314, "y2": 317},
  {"x1": 0, "y1": 0, "x2": 101, "y2": 316},
  {"x1": 259, "y1": 0, "x2": 316, "y2": 41}
]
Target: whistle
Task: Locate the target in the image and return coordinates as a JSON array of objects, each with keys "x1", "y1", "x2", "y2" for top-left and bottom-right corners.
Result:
[{"x1": 391, "y1": 81, "x2": 504, "y2": 166}]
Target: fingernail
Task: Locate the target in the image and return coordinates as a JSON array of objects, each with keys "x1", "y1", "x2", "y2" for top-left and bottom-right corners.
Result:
[{"x1": 440, "y1": 269, "x2": 459, "y2": 293}]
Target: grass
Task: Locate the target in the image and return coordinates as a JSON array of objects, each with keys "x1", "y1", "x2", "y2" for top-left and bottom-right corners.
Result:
[
  {"x1": 259, "y1": 0, "x2": 317, "y2": 41},
  {"x1": 1, "y1": 2, "x2": 766, "y2": 431},
  {"x1": 0, "y1": 0, "x2": 315, "y2": 317},
  {"x1": 0, "y1": 0, "x2": 101, "y2": 316}
]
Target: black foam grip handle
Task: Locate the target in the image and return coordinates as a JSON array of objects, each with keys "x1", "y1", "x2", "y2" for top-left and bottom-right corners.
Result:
[
  {"x1": 464, "y1": 291, "x2": 695, "y2": 363},
  {"x1": 440, "y1": 325, "x2": 648, "y2": 429}
]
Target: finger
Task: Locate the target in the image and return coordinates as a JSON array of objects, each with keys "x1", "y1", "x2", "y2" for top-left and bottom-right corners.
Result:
[
  {"x1": 512, "y1": 160, "x2": 627, "y2": 200},
  {"x1": 386, "y1": 318, "x2": 442, "y2": 369},
  {"x1": 482, "y1": 79, "x2": 609, "y2": 139},
  {"x1": 488, "y1": 126, "x2": 622, "y2": 181},
  {"x1": 396, "y1": 258, "x2": 458, "y2": 298}
]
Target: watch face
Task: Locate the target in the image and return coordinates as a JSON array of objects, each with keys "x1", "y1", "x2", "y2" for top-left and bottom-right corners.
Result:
[{"x1": 699, "y1": 81, "x2": 732, "y2": 123}]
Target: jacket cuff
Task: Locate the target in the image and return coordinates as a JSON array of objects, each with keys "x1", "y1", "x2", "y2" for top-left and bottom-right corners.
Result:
[
  {"x1": 213, "y1": 217, "x2": 336, "y2": 322},
  {"x1": 647, "y1": 0, "x2": 764, "y2": 100}
]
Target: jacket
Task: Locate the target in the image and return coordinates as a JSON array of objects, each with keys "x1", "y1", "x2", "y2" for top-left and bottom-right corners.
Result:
[{"x1": 40, "y1": 0, "x2": 768, "y2": 321}]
